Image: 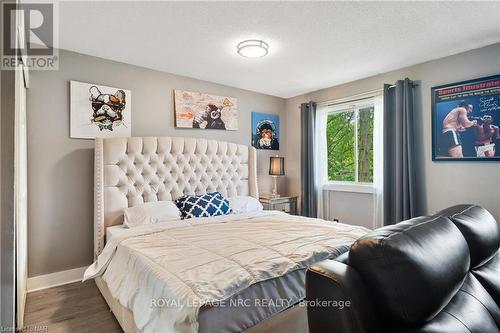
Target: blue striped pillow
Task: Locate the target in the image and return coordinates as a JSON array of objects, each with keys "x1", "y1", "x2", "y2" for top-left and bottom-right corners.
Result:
[{"x1": 175, "y1": 192, "x2": 231, "y2": 219}]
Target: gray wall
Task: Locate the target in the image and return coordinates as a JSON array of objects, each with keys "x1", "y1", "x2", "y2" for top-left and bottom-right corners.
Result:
[
  {"x1": 286, "y1": 43, "x2": 500, "y2": 225},
  {"x1": 1, "y1": 67, "x2": 15, "y2": 329},
  {"x1": 27, "y1": 49, "x2": 286, "y2": 277},
  {"x1": 323, "y1": 191, "x2": 374, "y2": 229}
]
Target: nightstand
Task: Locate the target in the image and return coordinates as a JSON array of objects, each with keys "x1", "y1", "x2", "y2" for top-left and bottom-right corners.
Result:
[{"x1": 259, "y1": 195, "x2": 297, "y2": 215}]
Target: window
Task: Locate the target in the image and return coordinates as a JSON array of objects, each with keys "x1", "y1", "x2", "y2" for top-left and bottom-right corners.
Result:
[{"x1": 325, "y1": 100, "x2": 375, "y2": 183}]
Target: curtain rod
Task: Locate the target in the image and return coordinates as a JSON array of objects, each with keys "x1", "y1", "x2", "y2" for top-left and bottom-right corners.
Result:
[
  {"x1": 299, "y1": 82, "x2": 418, "y2": 109},
  {"x1": 387, "y1": 82, "x2": 419, "y2": 89},
  {"x1": 324, "y1": 95, "x2": 374, "y2": 107},
  {"x1": 314, "y1": 88, "x2": 383, "y2": 108}
]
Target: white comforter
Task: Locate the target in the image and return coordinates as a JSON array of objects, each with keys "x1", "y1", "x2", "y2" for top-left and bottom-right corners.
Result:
[{"x1": 84, "y1": 211, "x2": 368, "y2": 333}]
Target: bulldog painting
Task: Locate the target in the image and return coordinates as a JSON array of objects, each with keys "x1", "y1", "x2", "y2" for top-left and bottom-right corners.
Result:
[{"x1": 70, "y1": 81, "x2": 131, "y2": 139}]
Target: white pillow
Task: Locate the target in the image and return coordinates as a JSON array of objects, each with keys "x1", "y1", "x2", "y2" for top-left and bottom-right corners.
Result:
[
  {"x1": 228, "y1": 196, "x2": 263, "y2": 214},
  {"x1": 123, "y1": 201, "x2": 182, "y2": 228}
]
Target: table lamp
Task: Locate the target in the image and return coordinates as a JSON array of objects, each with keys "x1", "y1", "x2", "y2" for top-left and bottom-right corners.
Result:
[{"x1": 269, "y1": 156, "x2": 285, "y2": 198}]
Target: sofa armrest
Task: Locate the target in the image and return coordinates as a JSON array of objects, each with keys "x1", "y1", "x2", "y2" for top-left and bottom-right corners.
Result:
[{"x1": 306, "y1": 260, "x2": 380, "y2": 333}]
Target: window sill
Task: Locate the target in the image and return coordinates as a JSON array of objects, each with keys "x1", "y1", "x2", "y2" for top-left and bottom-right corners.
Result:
[{"x1": 323, "y1": 182, "x2": 375, "y2": 194}]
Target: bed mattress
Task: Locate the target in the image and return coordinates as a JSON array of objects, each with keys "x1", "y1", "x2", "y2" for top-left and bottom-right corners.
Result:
[
  {"x1": 105, "y1": 222, "x2": 348, "y2": 332},
  {"x1": 85, "y1": 211, "x2": 367, "y2": 333},
  {"x1": 106, "y1": 224, "x2": 126, "y2": 243},
  {"x1": 197, "y1": 247, "x2": 349, "y2": 333}
]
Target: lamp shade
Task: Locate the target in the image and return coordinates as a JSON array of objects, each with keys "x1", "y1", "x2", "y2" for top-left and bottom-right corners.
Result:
[{"x1": 269, "y1": 156, "x2": 285, "y2": 176}]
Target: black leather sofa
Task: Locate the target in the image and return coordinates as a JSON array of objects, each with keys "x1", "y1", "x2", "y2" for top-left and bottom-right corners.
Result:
[{"x1": 306, "y1": 204, "x2": 500, "y2": 333}]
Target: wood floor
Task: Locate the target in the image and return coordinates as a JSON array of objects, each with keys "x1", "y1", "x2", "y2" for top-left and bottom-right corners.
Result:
[{"x1": 24, "y1": 280, "x2": 123, "y2": 333}]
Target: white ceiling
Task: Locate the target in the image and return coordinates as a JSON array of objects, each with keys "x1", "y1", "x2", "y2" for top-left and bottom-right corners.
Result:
[{"x1": 55, "y1": 1, "x2": 500, "y2": 98}]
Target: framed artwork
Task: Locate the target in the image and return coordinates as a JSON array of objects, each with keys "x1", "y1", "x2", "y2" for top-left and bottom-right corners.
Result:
[
  {"x1": 432, "y1": 75, "x2": 500, "y2": 161},
  {"x1": 252, "y1": 112, "x2": 280, "y2": 150},
  {"x1": 70, "y1": 81, "x2": 131, "y2": 139},
  {"x1": 174, "y1": 90, "x2": 238, "y2": 130}
]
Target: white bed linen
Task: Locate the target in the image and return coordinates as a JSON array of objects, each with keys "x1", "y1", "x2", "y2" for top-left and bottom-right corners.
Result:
[
  {"x1": 106, "y1": 224, "x2": 126, "y2": 243},
  {"x1": 123, "y1": 201, "x2": 182, "y2": 228},
  {"x1": 84, "y1": 211, "x2": 368, "y2": 333}
]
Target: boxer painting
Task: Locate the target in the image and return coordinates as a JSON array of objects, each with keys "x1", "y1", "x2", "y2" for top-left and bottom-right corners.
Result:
[
  {"x1": 432, "y1": 75, "x2": 500, "y2": 161},
  {"x1": 439, "y1": 101, "x2": 478, "y2": 158},
  {"x1": 475, "y1": 115, "x2": 500, "y2": 157}
]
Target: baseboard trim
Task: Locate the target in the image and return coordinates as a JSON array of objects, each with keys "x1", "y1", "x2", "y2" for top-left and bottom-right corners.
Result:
[{"x1": 27, "y1": 266, "x2": 87, "y2": 292}]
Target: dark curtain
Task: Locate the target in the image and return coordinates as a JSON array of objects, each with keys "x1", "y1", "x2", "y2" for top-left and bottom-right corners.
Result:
[
  {"x1": 383, "y1": 79, "x2": 418, "y2": 225},
  {"x1": 300, "y1": 102, "x2": 317, "y2": 217}
]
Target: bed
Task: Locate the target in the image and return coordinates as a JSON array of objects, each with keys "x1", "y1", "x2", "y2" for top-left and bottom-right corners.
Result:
[{"x1": 84, "y1": 136, "x2": 368, "y2": 333}]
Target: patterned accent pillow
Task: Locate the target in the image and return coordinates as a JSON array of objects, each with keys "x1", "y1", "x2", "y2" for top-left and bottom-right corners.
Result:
[{"x1": 175, "y1": 192, "x2": 231, "y2": 219}]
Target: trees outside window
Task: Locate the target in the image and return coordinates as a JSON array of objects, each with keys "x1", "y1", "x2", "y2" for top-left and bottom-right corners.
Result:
[{"x1": 326, "y1": 104, "x2": 374, "y2": 183}]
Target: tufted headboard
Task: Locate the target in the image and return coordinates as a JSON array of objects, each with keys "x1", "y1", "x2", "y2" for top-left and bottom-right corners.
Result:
[{"x1": 94, "y1": 136, "x2": 259, "y2": 257}]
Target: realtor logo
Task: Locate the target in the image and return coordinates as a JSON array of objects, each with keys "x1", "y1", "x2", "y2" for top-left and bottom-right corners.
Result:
[{"x1": 1, "y1": 1, "x2": 58, "y2": 70}]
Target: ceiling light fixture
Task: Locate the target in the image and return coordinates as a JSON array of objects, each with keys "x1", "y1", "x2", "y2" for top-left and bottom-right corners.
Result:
[{"x1": 237, "y1": 40, "x2": 269, "y2": 58}]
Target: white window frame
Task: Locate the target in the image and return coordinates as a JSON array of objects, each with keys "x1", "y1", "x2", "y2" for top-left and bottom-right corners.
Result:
[{"x1": 320, "y1": 95, "x2": 377, "y2": 193}]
